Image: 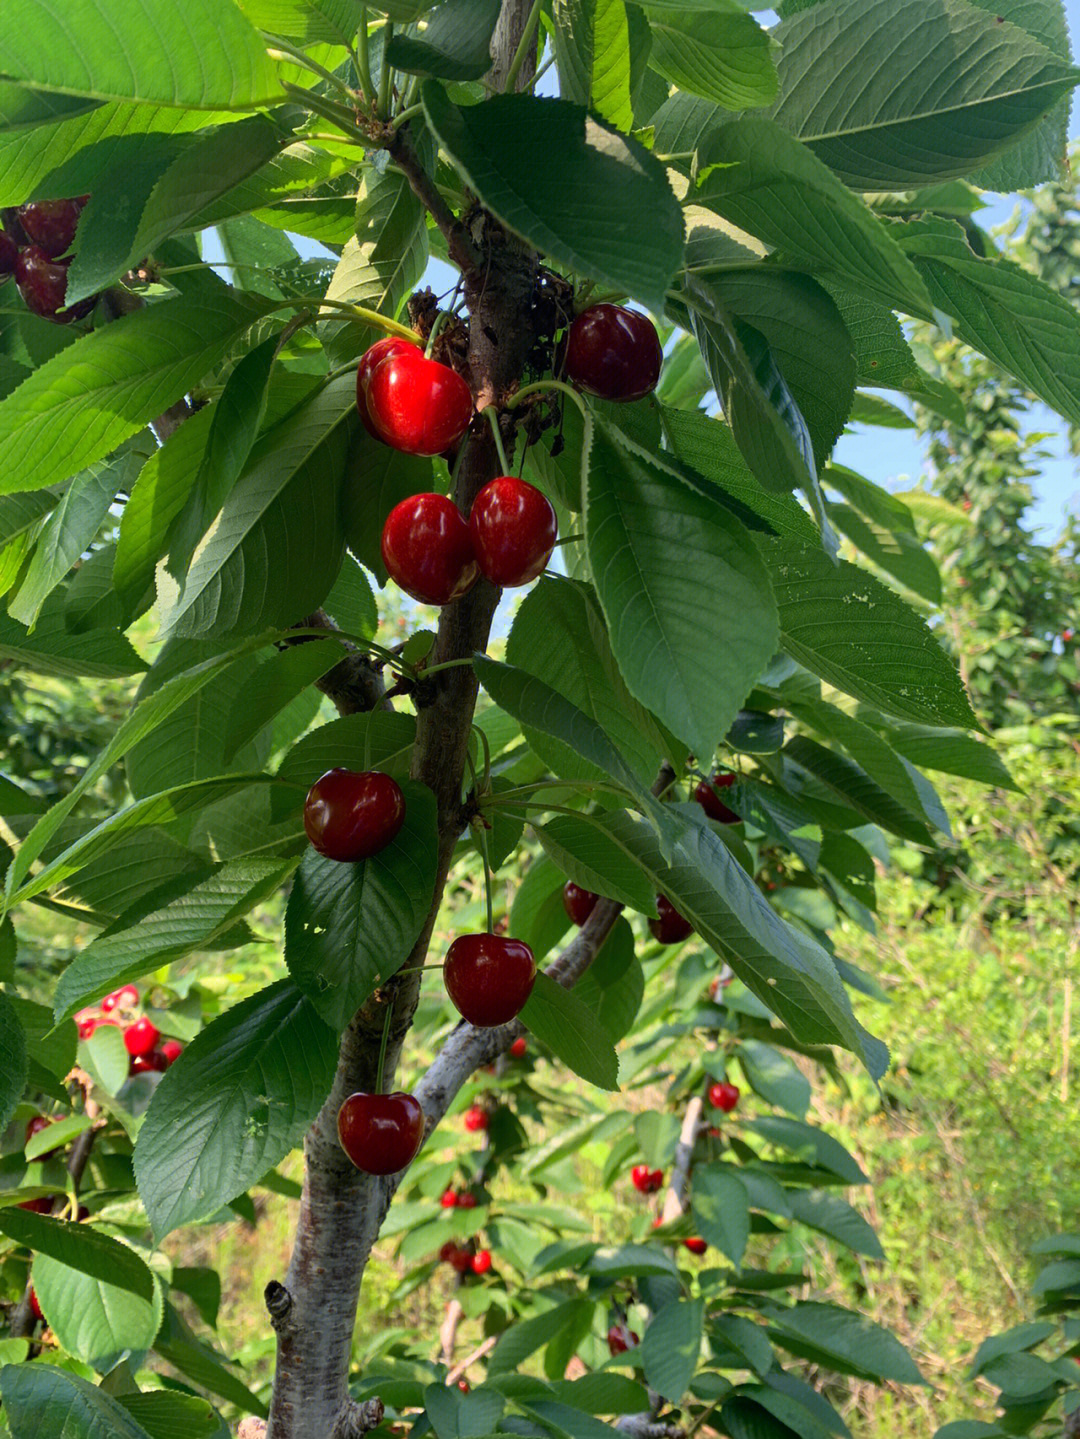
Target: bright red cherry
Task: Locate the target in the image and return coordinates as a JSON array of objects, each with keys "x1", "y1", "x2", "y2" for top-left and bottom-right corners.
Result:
[
  {"x1": 17, "y1": 197, "x2": 87, "y2": 257},
  {"x1": 463, "y1": 1105, "x2": 488, "y2": 1133},
  {"x1": 102, "y1": 983, "x2": 140, "y2": 1014},
  {"x1": 648, "y1": 895, "x2": 693, "y2": 944},
  {"x1": 694, "y1": 770, "x2": 739, "y2": 824},
  {"x1": 468, "y1": 476, "x2": 557, "y2": 588},
  {"x1": 130, "y1": 1051, "x2": 167, "y2": 1075},
  {"x1": 631, "y1": 1164, "x2": 652, "y2": 1194},
  {"x1": 441, "y1": 1187, "x2": 460, "y2": 1208},
  {"x1": 708, "y1": 1081, "x2": 740, "y2": 1113},
  {"x1": 471, "y1": 1249, "x2": 492, "y2": 1275},
  {"x1": 456, "y1": 1379, "x2": 471, "y2": 1393},
  {"x1": 28, "y1": 1286, "x2": 43, "y2": 1322},
  {"x1": 364, "y1": 346, "x2": 473, "y2": 456},
  {"x1": 509, "y1": 1036, "x2": 527, "y2": 1059},
  {"x1": 14, "y1": 247, "x2": 94, "y2": 323},
  {"x1": 77, "y1": 1016, "x2": 117, "y2": 1040},
  {"x1": 303, "y1": 768, "x2": 406, "y2": 862},
  {"x1": 161, "y1": 1039, "x2": 184, "y2": 1066},
  {"x1": 607, "y1": 1324, "x2": 639, "y2": 1355},
  {"x1": 683, "y1": 1237, "x2": 708, "y2": 1256},
  {"x1": 565, "y1": 304, "x2": 662, "y2": 402},
  {"x1": 0, "y1": 229, "x2": 17, "y2": 277},
  {"x1": 563, "y1": 882, "x2": 599, "y2": 926},
  {"x1": 459, "y1": 1191, "x2": 478, "y2": 1209},
  {"x1": 649, "y1": 1169, "x2": 663, "y2": 1192},
  {"x1": 444, "y1": 933, "x2": 537, "y2": 1027},
  {"x1": 356, "y1": 336, "x2": 420, "y2": 438},
  {"x1": 381, "y1": 493, "x2": 479, "y2": 606},
  {"x1": 123, "y1": 1017, "x2": 161, "y2": 1058},
  {"x1": 338, "y1": 1091, "x2": 425, "y2": 1175},
  {"x1": 1064, "y1": 629, "x2": 1075, "y2": 643}
]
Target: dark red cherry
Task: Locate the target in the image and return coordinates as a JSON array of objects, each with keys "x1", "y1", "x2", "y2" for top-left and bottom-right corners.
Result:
[
  {"x1": 17, "y1": 197, "x2": 87, "y2": 258},
  {"x1": 14, "y1": 247, "x2": 94, "y2": 323},
  {"x1": 303, "y1": 768, "x2": 406, "y2": 862},
  {"x1": 123, "y1": 1016, "x2": 161, "y2": 1058},
  {"x1": 130, "y1": 1050, "x2": 168, "y2": 1075},
  {"x1": 694, "y1": 770, "x2": 739, "y2": 824},
  {"x1": 444, "y1": 933, "x2": 537, "y2": 1027},
  {"x1": 381, "y1": 493, "x2": 479, "y2": 606},
  {"x1": 683, "y1": 1236, "x2": 708, "y2": 1255},
  {"x1": 607, "y1": 1323, "x2": 639, "y2": 1355},
  {"x1": 18, "y1": 1197, "x2": 55, "y2": 1214},
  {"x1": 562, "y1": 881, "x2": 599, "y2": 926},
  {"x1": 364, "y1": 346, "x2": 473, "y2": 456},
  {"x1": 708, "y1": 1081, "x2": 739, "y2": 1113},
  {"x1": 648, "y1": 894, "x2": 693, "y2": 944},
  {"x1": 468, "y1": 476, "x2": 557, "y2": 588},
  {"x1": 356, "y1": 336, "x2": 420, "y2": 439},
  {"x1": 565, "y1": 304, "x2": 662, "y2": 402},
  {"x1": 459, "y1": 1190, "x2": 478, "y2": 1209},
  {"x1": 0, "y1": 229, "x2": 17, "y2": 278},
  {"x1": 337, "y1": 1091, "x2": 425, "y2": 1175}
]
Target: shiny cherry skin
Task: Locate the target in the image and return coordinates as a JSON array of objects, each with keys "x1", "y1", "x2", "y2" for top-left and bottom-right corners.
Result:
[
  {"x1": 78, "y1": 1016, "x2": 117, "y2": 1041},
  {"x1": 103, "y1": 983, "x2": 140, "y2": 1014},
  {"x1": 441, "y1": 1187, "x2": 459, "y2": 1208},
  {"x1": 463, "y1": 1105, "x2": 488, "y2": 1133},
  {"x1": 565, "y1": 304, "x2": 662, "y2": 402},
  {"x1": 648, "y1": 1168, "x2": 663, "y2": 1192},
  {"x1": 563, "y1": 881, "x2": 598, "y2": 926},
  {"x1": 337, "y1": 1091, "x2": 425, "y2": 1175},
  {"x1": 161, "y1": 1039, "x2": 184, "y2": 1066},
  {"x1": 124, "y1": 1016, "x2": 161, "y2": 1058},
  {"x1": 444, "y1": 933, "x2": 537, "y2": 1027},
  {"x1": 17, "y1": 197, "x2": 87, "y2": 258},
  {"x1": 381, "y1": 493, "x2": 479, "y2": 606},
  {"x1": 14, "y1": 247, "x2": 94, "y2": 323},
  {"x1": 607, "y1": 1324, "x2": 639, "y2": 1355},
  {"x1": 695, "y1": 770, "x2": 739, "y2": 824},
  {"x1": 0, "y1": 228, "x2": 17, "y2": 278},
  {"x1": 631, "y1": 1164, "x2": 651, "y2": 1194},
  {"x1": 708, "y1": 1081, "x2": 740, "y2": 1113},
  {"x1": 303, "y1": 768, "x2": 406, "y2": 862},
  {"x1": 683, "y1": 1237, "x2": 708, "y2": 1256},
  {"x1": 356, "y1": 336, "x2": 420, "y2": 438},
  {"x1": 468, "y1": 476, "x2": 557, "y2": 588},
  {"x1": 509, "y1": 1036, "x2": 527, "y2": 1059},
  {"x1": 471, "y1": 1249, "x2": 492, "y2": 1276},
  {"x1": 648, "y1": 894, "x2": 693, "y2": 944},
  {"x1": 365, "y1": 347, "x2": 473, "y2": 456}
]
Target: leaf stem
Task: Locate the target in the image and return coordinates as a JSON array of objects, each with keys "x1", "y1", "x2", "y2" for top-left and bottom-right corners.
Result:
[
  {"x1": 264, "y1": 33, "x2": 359, "y2": 100},
  {"x1": 391, "y1": 101, "x2": 425, "y2": 132},
  {"x1": 506, "y1": 378, "x2": 590, "y2": 424},
  {"x1": 377, "y1": 24, "x2": 395, "y2": 118},
  {"x1": 420, "y1": 656, "x2": 476, "y2": 678},
  {"x1": 356, "y1": 9, "x2": 375, "y2": 102},
  {"x1": 504, "y1": 0, "x2": 542, "y2": 92},
  {"x1": 482, "y1": 406, "x2": 512, "y2": 474}
]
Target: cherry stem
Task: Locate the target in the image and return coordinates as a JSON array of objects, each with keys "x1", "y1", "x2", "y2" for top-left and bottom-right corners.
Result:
[
  {"x1": 504, "y1": 0, "x2": 542, "y2": 92},
  {"x1": 476, "y1": 823, "x2": 495, "y2": 935},
  {"x1": 507, "y1": 379, "x2": 589, "y2": 424},
  {"x1": 482, "y1": 406, "x2": 512, "y2": 475},
  {"x1": 425, "y1": 308, "x2": 452, "y2": 359},
  {"x1": 391, "y1": 102, "x2": 424, "y2": 132},
  {"x1": 308, "y1": 297, "x2": 420, "y2": 341},
  {"x1": 419, "y1": 656, "x2": 475, "y2": 678},
  {"x1": 376, "y1": 989, "x2": 394, "y2": 1095},
  {"x1": 471, "y1": 723, "x2": 492, "y2": 794}
]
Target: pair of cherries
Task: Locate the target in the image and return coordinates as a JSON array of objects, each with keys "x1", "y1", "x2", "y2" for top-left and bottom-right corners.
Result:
[
  {"x1": 563, "y1": 879, "x2": 692, "y2": 946},
  {"x1": 381, "y1": 479, "x2": 557, "y2": 606},
  {"x1": 0, "y1": 197, "x2": 95, "y2": 323},
  {"x1": 631, "y1": 1164, "x2": 664, "y2": 1194}
]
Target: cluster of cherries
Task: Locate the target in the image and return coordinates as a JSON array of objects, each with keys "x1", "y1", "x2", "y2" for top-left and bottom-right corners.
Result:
[
  {"x1": 0, "y1": 197, "x2": 96, "y2": 323},
  {"x1": 359, "y1": 303, "x2": 661, "y2": 607},
  {"x1": 437, "y1": 1188, "x2": 493, "y2": 1277},
  {"x1": 75, "y1": 985, "x2": 183, "y2": 1076}
]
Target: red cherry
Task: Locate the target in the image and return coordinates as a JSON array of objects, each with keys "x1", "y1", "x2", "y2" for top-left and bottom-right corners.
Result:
[
  {"x1": 509, "y1": 1036, "x2": 527, "y2": 1059},
  {"x1": 471, "y1": 1249, "x2": 492, "y2": 1275},
  {"x1": 565, "y1": 304, "x2": 662, "y2": 402},
  {"x1": 707, "y1": 1126, "x2": 722, "y2": 1139},
  {"x1": 456, "y1": 1379, "x2": 471, "y2": 1393},
  {"x1": 161, "y1": 1039, "x2": 184, "y2": 1066},
  {"x1": 459, "y1": 1191, "x2": 478, "y2": 1209},
  {"x1": 123, "y1": 1017, "x2": 161, "y2": 1058},
  {"x1": 708, "y1": 1081, "x2": 739, "y2": 1113},
  {"x1": 303, "y1": 768, "x2": 406, "y2": 862},
  {"x1": 103, "y1": 982, "x2": 140, "y2": 1014},
  {"x1": 450, "y1": 1246, "x2": 473, "y2": 1274},
  {"x1": 439, "y1": 1241, "x2": 458, "y2": 1262},
  {"x1": 28, "y1": 1286, "x2": 43, "y2": 1322},
  {"x1": 694, "y1": 770, "x2": 739, "y2": 824},
  {"x1": 338, "y1": 1091, "x2": 424, "y2": 1175},
  {"x1": 649, "y1": 1169, "x2": 664, "y2": 1192},
  {"x1": 14, "y1": 247, "x2": 94, "y2": 322},
  {"x1": 365, "y1": 347, "x2": 473, "y2": 456},
  {"x1": 381, "y1": 494, "x2": 479, "y2": 606},
  {"x1": 607, "y1": 1324, "x2": 639, "y2": 1355},
  {"x1": 356, "y1": 336, "x2": 420, "y2": 438},
  {"x1": 648, "y1": 894, "x2": 693, "y2": 944},
  {"x1": 463, "y1": 1105, "x2": 488, "y2": 1133},
  {"x1": 24, "y1": 1115, "x2": 63, "y2": 1160},
  {"x1": 444, "y1": 933, "x2": 537, "y2": 1027},
  {"x1": 18, "y1": 1197, "x2": 54, "y2": 1214},
  {"x1": 441, "y1": 1187, "x2": 460, "y2": 1208},
  {"x1": 0, "y1": 228, "x2": 17, "y2": 278},
  {"x1": 468, "y1": 476, "x2": 557, "y2": 588},
  {"x1": 17, "y1": 197, "x2": 87, "y2": 258},
  {"x1": 631, "y1": 1164, "x2": 651, "y2": 1194},
  {"x1": 683, "y1": 1237, "x2": 708, "y2": 1256},
  {"x1": 562, "y1": 881, "x2": 599, "y2": 926},
  {"x1": 129, "y1": 1051, "x2": 167, "y2": 1075},
  {"x1": 1064, "y1": 629, "x2": 1074, "y2": 643}
]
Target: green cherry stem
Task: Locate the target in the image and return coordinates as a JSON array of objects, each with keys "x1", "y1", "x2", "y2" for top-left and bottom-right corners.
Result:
[
  {"x1": 476, "y1": 823, "x2": 495, "y2": 935},
  {"x1": 482, "y1": 406, "x2": 512, "y2": 474},
  {"x1": 507, "y1": 378, "x2": 590, "y2": 424},
  {"x1": 375, "y1": 988, "x2": 394, "y2": 1095},
  {"x1": 356, "y1": 8, "x2": 375, "y2": 101},
  {"x1": 419, "y1": 656, "x2": 476, "y2": 678},
  {"x1": 264, "y1": 33, "x2": 358, "y2": 100},
  {"x1": 503, "y1": 0, "x2": 542, "y2": 92},
  {"x1": 424, "y1": 308, "x2": 453, "y2": 358},
  {"x1": 472, "y1": 722, "x2": 492, "y2": 793}
]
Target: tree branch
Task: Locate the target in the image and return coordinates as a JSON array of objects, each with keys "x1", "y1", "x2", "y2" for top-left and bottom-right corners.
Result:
[
  {"x1": 284, "y1": 609, "x2": 391, "y2": 716},
  {"x1": 387, "y1": 130, "x2": 482, "y2": 276}
]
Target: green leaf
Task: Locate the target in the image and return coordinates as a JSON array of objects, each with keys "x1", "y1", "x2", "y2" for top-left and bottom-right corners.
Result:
[
  {"x1": 342, "y1": 436, "x2": 434, "y2": 583},
  {"x1": 273, "y1": 710, "x2": 417, "y2": 807},
  {"x1": 692, "y1": 1166, "x2": 750, "y2": 1265},
  {"x1": 54, "y1": 857, "x2": 296, "y2": 1023},
  {"x1": 117, "y1": 1391, "x2": 220, "y2": 1439},
  {"x1": 0, "y1": 85, "x2": 102, "y2": 135},
  {"x1": 24, "y1": 1113, "x2": 92, "y2": 1159},
  {"x1": 163, "y1": 375, "x2": 354, "y2": 637},
  {"x1": 284, "y1": 782, "x2": 438, "y2": 1030},
  {"x1": 0, "y1": 486, "x2": 64, "y2": 547},
  {"x1": 532, "y1": 814, "x2": 657, "y2": 913},
  {"x1": 695, "y1": 117, "x2": 933, "y2": 317},
  {"x1": 153, "y1": 1303, "x2": 267, "y2": 1417},
  {"x1": 641, "y1": 1298, "x2": 704, "y2": 1402},
  {"x1": 643, "y1": 7, "x2": 777, "y2": 110},
  {"x1": 33, "y1": 1252, "x2": 163, "y2": 1372},
  {"x1": 969, "y1": 1322, "x2": 1058, "y2": 1379},
  {"x1": 710, "y1": 1314, "x2": 774, "y2": 1377},
  {"x1": 769, "y1": 0, "x2": 1080, "y2": 189},
  {"x1": 509, "y1": 855, "x2": 573, "y2": 964},
  {"x1": 585, "y1": 424, "x2": 779, "y2": 762},
  {"x1": 572, "y1": 917, "x2": 645, "y2": 1043},
  {"x1": 553, "y1": 0, "x2": 635, "y2": 131},
  {"x1": 224, "y1": 637, "x2": 351, "y2": 758},
  {"x1": 0, "y1": 1365, "x2": 157, "y2": 1439},
  {"x1": 134, "y1": 980, "x2": 339, "y2": 1239},
  {"x1": 783, "y1": 1189, "x2": 884, "y2": 1260},
  {"x1": 0, "y1": 593, "x2": 145, "y2": 679},
  {"x1": 519, "y1": 972, "x2": 619, "y2": 1090},
  {"x1": 897, "y1": 216, "x2": 1080, "y2": 428},
  {"x1": 766, "y1": 1302, "x2": 925, "y2": 1385},
  {"x1": 422, "y1": 86, "x2": 684, "y2": 312},
  {"x1": 878, "y1": 720, "x2": 1016, "y2": 790},
  {"x1": 0, "y1": 1210, "x2": 155, "y2": 1302},
  {"x1": 738, "y1": 1038, "x2": 811, "y2": 1117},
  {"x1": 386, "y1": 0, "x2": 501, "y2": 79},
  {"x1": 0, "y1": 288, "x2": 268, "y2": 497},
  {"x1": 0, "y1": 0, "x2": 283, "y2": 110},
  {"x1": 823, "y1": 463, "x2": 917, "y2": 536},
  {"x1": 742, "y1": 1116, "x2": 867, "y2": 1183},
  {"x1": 11, "y1": 996, "x2": 76, "y2": 1082},
  {"x1": 757, "y1": 535, "x2": 979, "y2": 730},
  {"x1": 0, "y1": 990, "x2": 27, "y2": 1132}
]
